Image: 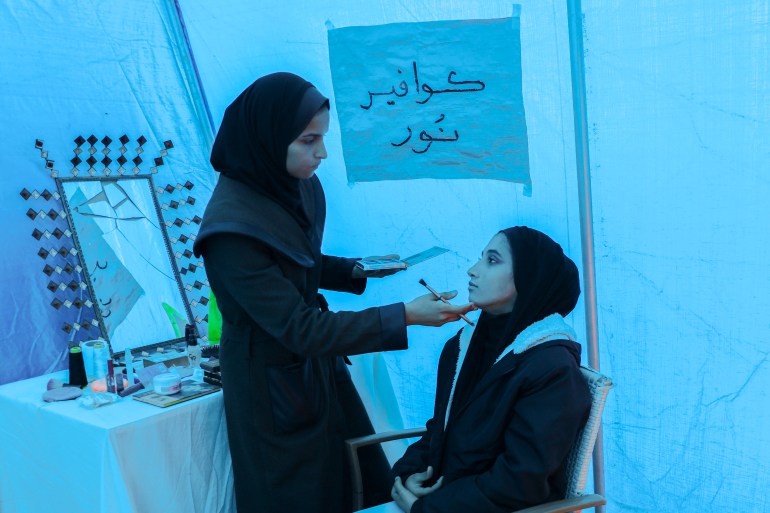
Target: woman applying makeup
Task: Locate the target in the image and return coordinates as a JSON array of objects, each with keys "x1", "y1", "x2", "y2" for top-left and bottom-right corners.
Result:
[
  {"x1": 192, "y1": 72, "x2": 474, "y2": 513},
  {"x1": 390, "y1": 226, "x2": 592, "y2": 513}
]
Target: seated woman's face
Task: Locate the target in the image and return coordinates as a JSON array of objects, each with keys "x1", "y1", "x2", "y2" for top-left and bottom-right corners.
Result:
[
  {"x1": 467, "y1": 233, "x2": 517, "y2": 315},
  {"x1": 286, "y1": 107, "x2": 329, "y2": 179}
]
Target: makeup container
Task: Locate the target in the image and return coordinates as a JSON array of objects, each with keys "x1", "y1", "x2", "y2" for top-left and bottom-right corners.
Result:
[
  {"x1": 68, "y1": 346, "x2": 88, "y2": 388},
  {"x1": 153, "y1": 372, "x2": 182, "y2": 395}
]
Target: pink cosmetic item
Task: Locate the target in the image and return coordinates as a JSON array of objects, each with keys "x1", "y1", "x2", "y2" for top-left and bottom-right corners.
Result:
[{"x1": 106, "y1": 359, "x2": 116, "y2": 393}]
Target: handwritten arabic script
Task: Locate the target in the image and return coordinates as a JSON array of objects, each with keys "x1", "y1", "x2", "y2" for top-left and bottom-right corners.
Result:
[
  {"x1": 328, "y1": 16, "x2": 530, "y2": 183},
  {"x1": 361, "y1": 63, "x2": 485, "y2": 109},
  {"x1": 359, "y1": 62, "x2": 483, "y2": 154}
]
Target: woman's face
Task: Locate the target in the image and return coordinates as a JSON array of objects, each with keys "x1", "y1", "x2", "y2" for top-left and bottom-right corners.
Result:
[
  {"x1": 286, "y1": 107, "x2": 329, "y2": 179},
  {"x1": 467, "y1": 233, "x2": 517, "y2": 315}
]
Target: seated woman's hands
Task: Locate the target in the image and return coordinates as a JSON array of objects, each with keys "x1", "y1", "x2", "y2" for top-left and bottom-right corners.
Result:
[
  {"x1": 390, "y1": 467, "x2": 444, "y2": 513},
  {"x1": 391, "y1": 477, "x2": 416, "y2": 512},
  {"x1": 392, "y1": 467, "x2": 443, "y2": 512},
  {"x1": 405, "y1": 466, "x2": 443, "y2": 497}
]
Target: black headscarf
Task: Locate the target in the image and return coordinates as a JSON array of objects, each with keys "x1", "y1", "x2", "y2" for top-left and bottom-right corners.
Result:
[
  {"x1": 496, "y1": 226, "x2": 581, "y2": 346},
  {"x1": 209, "y1": 72, "x2": 329, "y2": 231},
  {"x1": 451, "y1": 226, "x2": 580, "y2": 413}
]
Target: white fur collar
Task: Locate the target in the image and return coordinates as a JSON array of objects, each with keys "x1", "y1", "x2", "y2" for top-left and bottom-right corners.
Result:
[
  {"x1": 495, "y1": 313, "x2": 577, "y2": 362},
  {"x1": 444, "y1": 314, "x2": 577, "y2": 428}
]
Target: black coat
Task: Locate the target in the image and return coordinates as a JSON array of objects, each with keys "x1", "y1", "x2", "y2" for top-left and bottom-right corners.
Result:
[
  {"x1": 195, "y1": 175, "x2": 406, "y2": 513},
  {"x1": 392, "y1": 317, "x2": 591, "y2": 513}
]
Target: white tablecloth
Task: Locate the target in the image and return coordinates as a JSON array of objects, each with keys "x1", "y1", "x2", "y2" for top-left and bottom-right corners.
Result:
[{"x1": 0, "y1": 371, "x2": 234, "y2": 513}]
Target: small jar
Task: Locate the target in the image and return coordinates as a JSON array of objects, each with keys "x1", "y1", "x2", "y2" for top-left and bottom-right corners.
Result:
[{"x1": 153, "y1": 372, "x2": 181, "y2": 395}]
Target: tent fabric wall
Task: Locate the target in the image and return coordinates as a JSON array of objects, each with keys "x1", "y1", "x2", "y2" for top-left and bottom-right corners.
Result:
[
  {"x1": 582, "y1": 2, "x2": 770, "y2": 511},
  {"x1": 0, "y1": 0, "x2": 216, "y2": 385},
  {"x1": 1, "y1": 0, "x2": 768, "y2": 512}
]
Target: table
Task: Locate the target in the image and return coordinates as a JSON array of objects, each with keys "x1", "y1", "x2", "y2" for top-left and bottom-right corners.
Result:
[{"x1": 0, "y1": 371, "x2": 234, "y2": 513}]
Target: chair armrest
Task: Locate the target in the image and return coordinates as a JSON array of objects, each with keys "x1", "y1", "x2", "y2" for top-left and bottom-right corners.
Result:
[
  {"x1": 346, "y1": 427, "x2": 427, "y2": 452},
  {"x1": 346, "y1": 427, "x2": 427, "y2": 511},
  {"x1": 512, "y1": 494, "x2": 606, "y2": 513}
]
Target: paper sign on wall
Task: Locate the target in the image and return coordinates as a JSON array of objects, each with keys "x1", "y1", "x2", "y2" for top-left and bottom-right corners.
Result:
[{"x1": 328, "y1": 14, "x2": 530, "y2": 184}]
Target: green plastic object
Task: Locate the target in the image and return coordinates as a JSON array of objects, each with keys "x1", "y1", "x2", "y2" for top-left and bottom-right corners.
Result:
[
  {"x1": 162, "y1": 302, "x2": 187, "y2": 338},
  {"x1": 162, "y1": 293, "x2": 221, "y2": 344},
  {"x1": 207, "y1": 290, "x2": 221, "y2": 344}
]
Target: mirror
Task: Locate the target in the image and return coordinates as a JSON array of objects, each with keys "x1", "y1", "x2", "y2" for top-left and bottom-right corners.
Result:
[{"x1": 56, "y1": 175, "x2": 193, "y2": 356}]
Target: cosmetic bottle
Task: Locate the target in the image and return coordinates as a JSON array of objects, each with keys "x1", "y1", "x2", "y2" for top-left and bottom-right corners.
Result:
[
  {"x1": 185, "y1": 324, "x2": 201, "y2": 368},
  {"x1": 125, "y1": 348, "x2": 135, "y2": 385},
  {"x1": 68, "y1": 346, "x2": 88, "y2": 388},
  {"x1": 106, "y1": 359, "x2": 116, "y2": 394}
]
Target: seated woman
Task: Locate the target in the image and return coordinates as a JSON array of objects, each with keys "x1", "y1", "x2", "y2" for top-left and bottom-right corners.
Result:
[{"x1": 390, "y1": 226, "x2": 592, "y2": 513}]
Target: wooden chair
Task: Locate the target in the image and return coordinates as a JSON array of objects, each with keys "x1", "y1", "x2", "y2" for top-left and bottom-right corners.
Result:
[{"x1": 346, "y1": 365, "x2": 613, "y2": 513}]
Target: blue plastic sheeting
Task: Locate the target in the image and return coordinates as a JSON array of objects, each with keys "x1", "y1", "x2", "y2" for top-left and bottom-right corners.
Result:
[{"x1": 328, "y1": 16, "x2": 530, "y2": 184}]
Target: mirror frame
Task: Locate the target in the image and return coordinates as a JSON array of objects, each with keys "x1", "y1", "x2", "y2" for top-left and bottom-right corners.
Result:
[{"x1": 54, "y1": 174, "x2": 195, "y2": 356}]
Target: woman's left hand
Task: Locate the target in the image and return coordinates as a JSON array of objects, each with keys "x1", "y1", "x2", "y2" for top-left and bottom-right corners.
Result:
[
  {"x1": 405, "y1": 467, "x2": 443, "y2": 497},
  {"x1": 351, "y1": 254, "x2": 405, "y2": 279},
  {"x1": 392, "y1": 477, "x2": 419, "y2": 513}
]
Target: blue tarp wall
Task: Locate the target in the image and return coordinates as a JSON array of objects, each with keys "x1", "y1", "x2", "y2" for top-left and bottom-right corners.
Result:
[{"x1": 1, "y1": 1, "x2": 768, "y2": 511}]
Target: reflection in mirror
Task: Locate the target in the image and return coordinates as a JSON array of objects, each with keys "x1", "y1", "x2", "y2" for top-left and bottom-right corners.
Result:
[{"x1": 57, "y1": 176, "x2": 193, "y2": 356}]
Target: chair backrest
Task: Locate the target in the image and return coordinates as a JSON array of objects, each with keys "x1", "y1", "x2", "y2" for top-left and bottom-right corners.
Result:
[{"x1": 563, "y1": 365, "x2": 614, "y2": 498}]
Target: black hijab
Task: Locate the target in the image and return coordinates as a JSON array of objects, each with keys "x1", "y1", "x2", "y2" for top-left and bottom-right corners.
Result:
[
  {"x1": 209, "y1": 72, "x2": 329, "y2": 231},
  {"x1": 451, "y1": 227, "x2": 580, "y2": 413},
  {"x1": 496, "y1": 226, "x2": 581, "y2": 347}
]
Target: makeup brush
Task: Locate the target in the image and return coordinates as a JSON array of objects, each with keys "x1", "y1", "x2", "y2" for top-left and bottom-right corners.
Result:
[{"x1": 419, "y1": 278, "x2": 475, "y2": 326}]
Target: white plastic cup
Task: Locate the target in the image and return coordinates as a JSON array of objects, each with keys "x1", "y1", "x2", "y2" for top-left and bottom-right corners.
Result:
[
  {"x1": 80, "y1": 340, "x2": 101, "y2": 382},
  {"x1": 91, "y1": 341, "x2": 110, "y2": 380}
]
